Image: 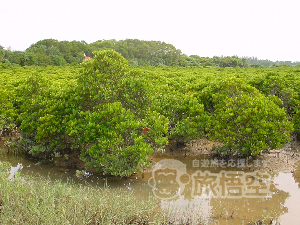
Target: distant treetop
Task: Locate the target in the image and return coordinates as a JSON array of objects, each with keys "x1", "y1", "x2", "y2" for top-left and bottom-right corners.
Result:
[{"x1": 1, "y1": 39, "x2": 299, "y2": 67}]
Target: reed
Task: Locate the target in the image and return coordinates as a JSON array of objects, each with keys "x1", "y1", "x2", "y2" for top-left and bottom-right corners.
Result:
[{"x1": 0, "y1": 161, "x2": 166, "y2": 224}]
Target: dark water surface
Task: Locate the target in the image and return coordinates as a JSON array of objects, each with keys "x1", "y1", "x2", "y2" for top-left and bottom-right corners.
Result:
[{"x1": 1, "y1": 140, "x2": 300, "y2": 224}]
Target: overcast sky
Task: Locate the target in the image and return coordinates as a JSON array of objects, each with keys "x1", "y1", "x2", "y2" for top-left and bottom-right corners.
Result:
[{"x1": 1, "y1": 0, "x2": 299, "y2": 62}]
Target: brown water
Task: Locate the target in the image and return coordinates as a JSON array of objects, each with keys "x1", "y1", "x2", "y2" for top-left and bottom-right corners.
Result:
[{"x1": 1, "y1": 141, "x2": 300, "y2": 225}]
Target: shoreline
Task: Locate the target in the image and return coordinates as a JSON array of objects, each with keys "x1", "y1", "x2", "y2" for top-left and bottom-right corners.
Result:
[
  {"x1": 1, "y1": 134, "x2": 300, "y2": 175},
  {"x1": 147, "y1": 138, "x2": 300, "y2": 174}
]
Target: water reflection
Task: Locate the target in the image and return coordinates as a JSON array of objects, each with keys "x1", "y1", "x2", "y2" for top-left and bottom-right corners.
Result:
[
  {"x1": 293, "y1": 165, "x2": 300, "y2": 188},
  {"x1": 1, "y1": 140, "x2": 300, "y2": 224},
  {"x1": 8, "y1": 162, "x2": 23, "y2": 180},
  {"x1": 144, "y1": 155, "x2": 300, "y2": 224},
  {"x1": 274, "y1": 171, "x2": 300, "y2": 224}
]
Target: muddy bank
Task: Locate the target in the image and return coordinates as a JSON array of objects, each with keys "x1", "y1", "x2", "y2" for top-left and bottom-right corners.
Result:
[
  {"x1": 149, "y1": 138, "x2": 300, "y2": 174},
  {"x1": 2, "y1": 131, "x2": 300, "y2": 175}
]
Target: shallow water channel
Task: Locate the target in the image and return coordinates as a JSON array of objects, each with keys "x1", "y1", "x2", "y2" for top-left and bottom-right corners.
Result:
[{"x1": 1, "y1": 140, "x2": 300, "y2": 225}]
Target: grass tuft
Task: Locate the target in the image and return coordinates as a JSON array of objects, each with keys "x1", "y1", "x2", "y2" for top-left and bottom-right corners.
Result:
[
  {"x1": 0, "y1": 161, "x2": 166, "y2": 224},
  {"x1": 0, "y1": 161, "x2": 211, "y2": 224}
]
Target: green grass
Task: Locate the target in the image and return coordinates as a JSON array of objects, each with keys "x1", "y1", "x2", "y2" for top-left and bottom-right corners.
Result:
[{"x1": 0, "y1": 161, "x2": 168, "y2": 224}]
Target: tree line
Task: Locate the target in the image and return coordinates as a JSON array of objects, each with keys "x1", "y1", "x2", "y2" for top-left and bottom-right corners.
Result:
[
  {"x1": 1, "y1": 39, "x2": 299, "y2": 68},
  {"x1": 243, "y1": 56, "x2": 300, "y2": 67}
]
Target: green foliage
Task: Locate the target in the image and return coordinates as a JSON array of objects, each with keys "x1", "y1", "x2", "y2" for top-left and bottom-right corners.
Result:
[
  {"x1": 70, "y1": 50, "x2": 168, "y2": 176},
  {"x1": 248, "y1": 71, "x2": 300, "y2": 117},
  {"x1": 16, "y1": 76, "x2": 61, "y2": 158},
  {"x1": 0, "y1": 88, "x2": 16, "y2": 134},
  {"x1": 1, "y1": 64, "x2": 299, "y2": 175},
  {"x1": 200, "y1": 78, "x2": 293, "y2": 156},
  {"x1": 89, "y1": 39, "x2": 183, "y2": 67},
  {"x1": 8, "y1": 51, "x2": 26, "y2": 66},
  {"x1": 0, "y1": 47, "x2": 10, "y2": 63},
  {"x1": 6, "y1": 38, "x2": 299, "y2": 68},
  {"x1": 25, "y1": 39, "x2": 90, "y2": 65},
  {"x1": 212, "y1": 56, "x2": 249, "y2": 67},
  {"x1": 77, "y1": 102, "x2": 153, "y2": 176},
  {"x1": 293, "y1": 106, "x2": 300, "y2": 139},
  {"x1": 151, "y1": 88, "x2": 209, "y2": 142},
  {"x1": 12, "y1": 50, "x2": 169, "y2": 176},
  {"x1": 11, "y1": 67, "x2": 78, "y2": 159},
  {"x1": 246, "y1": 56, "x2": 300, "y2": 67}
]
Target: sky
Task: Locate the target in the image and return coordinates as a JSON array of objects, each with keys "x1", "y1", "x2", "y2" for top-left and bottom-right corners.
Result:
[{"x1": 1, "y1": 0, "x2": 300, "y2": 62}]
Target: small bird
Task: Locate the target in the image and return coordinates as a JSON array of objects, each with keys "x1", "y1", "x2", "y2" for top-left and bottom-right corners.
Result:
[{"x1": 141, "y1": 127, "x2": 150, "y2": 134}]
